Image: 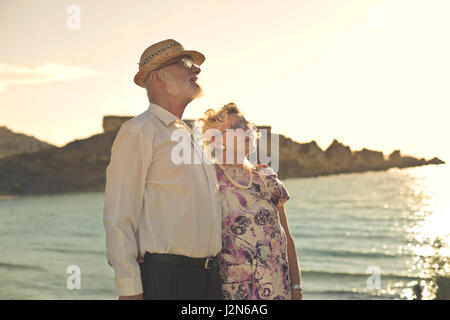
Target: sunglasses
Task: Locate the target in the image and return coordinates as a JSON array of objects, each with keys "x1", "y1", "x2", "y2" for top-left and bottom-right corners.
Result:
[
  {"x1": 220, "y1": 119, "x2": 259, "y2": 135},
  {"x1": 156, "y1": 57, "x2": 198, "y2": 71}
]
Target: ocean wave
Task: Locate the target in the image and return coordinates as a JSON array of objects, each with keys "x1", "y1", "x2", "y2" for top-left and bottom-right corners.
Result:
[
  {"x1": 0, "y1": 262, "x2": 45, "y2": 272},
  {"x1": 34, "y1": 247, "x2": 105, "y2": 255},
  {"x1": 301, "y1": 268, "x2": 419, "y2": 281},
  {"x1": 305, "y1": 289, "x2": 400, "y2": 300},
  {"x1": 300, "y1": 247, "x2": 408, "y2": 259},
  {"x1": 292, "y1": 230, "x2": 405, "y2": 242}
]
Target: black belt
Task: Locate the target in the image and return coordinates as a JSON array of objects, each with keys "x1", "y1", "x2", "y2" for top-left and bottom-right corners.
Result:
[{"x1": 143, "y1": 252, "x2": 218, "y2": 269}]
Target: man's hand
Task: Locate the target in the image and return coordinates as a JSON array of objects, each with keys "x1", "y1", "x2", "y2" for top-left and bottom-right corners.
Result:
[
  {"x1": 117, "y1": 254, "x2": 147, "y2": 300},
  {"x1": 117, "y1": 254, "x2": 146, "y2": 300},
  {"x1": 119, "y1": 293, "x2": 143, "y2": 300}
]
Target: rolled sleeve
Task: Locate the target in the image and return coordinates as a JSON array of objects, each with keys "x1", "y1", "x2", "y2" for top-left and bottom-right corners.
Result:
[{"x1": 103, "y1": 125, "x2": 153, "y2": 296}]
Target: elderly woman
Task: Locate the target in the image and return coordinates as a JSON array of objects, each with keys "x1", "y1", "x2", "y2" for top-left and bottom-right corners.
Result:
[{"x1": 197, "y1": 103, "x2": 303, "y2": 300}]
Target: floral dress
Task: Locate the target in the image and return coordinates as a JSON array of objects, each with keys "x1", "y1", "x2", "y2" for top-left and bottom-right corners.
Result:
[{"x1": 215, "y1": 164, "x2": 292, "y2": 300}]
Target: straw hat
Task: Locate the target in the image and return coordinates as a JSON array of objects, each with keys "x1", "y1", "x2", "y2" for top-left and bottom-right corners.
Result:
[{"x1": 134, "y1": 39, "x2": 205, "y2": 88}]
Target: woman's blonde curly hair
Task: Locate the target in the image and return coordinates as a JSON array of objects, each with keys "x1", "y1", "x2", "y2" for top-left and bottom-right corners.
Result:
[
  {"x1": 198, "y1": 102, "x2": 241, "y2": 134},
  {"x1": 196, "y1": 103, "x2": 270, "y2": 185},
  {"x1": 197, "y1": 102, "x2": 259, "y2": 148}
]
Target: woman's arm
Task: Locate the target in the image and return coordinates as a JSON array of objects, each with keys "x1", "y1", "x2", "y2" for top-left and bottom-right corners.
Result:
[{"x1": 278, "y1": 203, "x2": 303, "y2": 300}]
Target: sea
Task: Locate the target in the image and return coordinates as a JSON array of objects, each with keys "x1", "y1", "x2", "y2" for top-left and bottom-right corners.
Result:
[{"x1": 0, "y1": 164, "x2": 449, "y2": 300}]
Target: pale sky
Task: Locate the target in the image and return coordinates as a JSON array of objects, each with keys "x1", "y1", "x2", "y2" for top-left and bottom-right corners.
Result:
[{"x1": 1, "y1": 0, "x2": 449, "y2": 162}]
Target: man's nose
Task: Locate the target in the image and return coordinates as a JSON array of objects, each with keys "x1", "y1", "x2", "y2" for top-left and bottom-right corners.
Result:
[{"x1": 192, "y1": 64, "x2": 201, "y2": 74}]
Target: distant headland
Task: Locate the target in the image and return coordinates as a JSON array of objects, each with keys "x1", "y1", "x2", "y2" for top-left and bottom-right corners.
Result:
[{"x1": 0, "y1": 116, "x2": 445, "y2": 196}]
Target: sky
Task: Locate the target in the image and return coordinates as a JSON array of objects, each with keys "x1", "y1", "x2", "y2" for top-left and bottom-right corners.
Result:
[{"x1": 0, "y1": 0, "x2": 449, "y2": 162}]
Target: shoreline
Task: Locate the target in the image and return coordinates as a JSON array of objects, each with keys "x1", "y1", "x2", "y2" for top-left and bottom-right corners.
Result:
[{"x1": 0, "y1": 195, "x2": 19, "y2": 200}]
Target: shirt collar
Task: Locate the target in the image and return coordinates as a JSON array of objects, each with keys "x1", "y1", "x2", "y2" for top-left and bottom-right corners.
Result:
[
  {"x1": 147, "y1": 102, "x2": 178, "y2": 126},
  {"x1": 147, "y1": 102, "x2": 193, "y2": 134}
]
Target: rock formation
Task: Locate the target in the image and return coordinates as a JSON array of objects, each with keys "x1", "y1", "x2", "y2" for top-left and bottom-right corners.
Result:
[
  {"x1": 0, "y1": 116, "x2": 445, "y2": 196},
  {"x1": 276, "y1": 137, "x2": 444, "y2": 179},
  {"x1": 0, "y1": 126, "x2": 55, "y2": 159}
]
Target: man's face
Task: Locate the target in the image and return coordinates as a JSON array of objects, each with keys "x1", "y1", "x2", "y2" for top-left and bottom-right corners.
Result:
[{"x1": 157, "y1": 56, "x2": 203, "y2": 100}]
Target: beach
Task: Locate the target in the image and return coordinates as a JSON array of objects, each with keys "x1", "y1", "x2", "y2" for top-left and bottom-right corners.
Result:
[{"x1": 0, "y1": 164, "x2": 449, "y2": 299}]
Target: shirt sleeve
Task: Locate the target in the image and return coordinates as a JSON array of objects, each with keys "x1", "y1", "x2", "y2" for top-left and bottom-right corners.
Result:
[
  {"x1": 259, "y1": 165, "x2": 290, "y2": 206},
  {"x1": 103, "y1": 125, "x2": 153, "y2": 296}
]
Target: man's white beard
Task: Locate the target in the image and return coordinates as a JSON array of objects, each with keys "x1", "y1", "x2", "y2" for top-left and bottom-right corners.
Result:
[{"x1": 160, "y1": 71, "x2": 203, "y2": 99}]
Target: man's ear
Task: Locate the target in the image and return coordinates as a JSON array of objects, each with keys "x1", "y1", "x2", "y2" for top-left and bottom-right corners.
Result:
[{"x1": 149, "y1": 70, "x2": 162, "y2": 82}]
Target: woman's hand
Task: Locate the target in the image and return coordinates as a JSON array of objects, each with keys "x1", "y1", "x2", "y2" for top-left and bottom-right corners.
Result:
[
  {"x1": 136, "y1": 254, "x2": 144, "y2": 264},
  {"x1": 292, "y1": 289, "x2": 304, "y2": 300},
  {"x1": 119, "y1": 293, "x2": 143, "y2": 300}
]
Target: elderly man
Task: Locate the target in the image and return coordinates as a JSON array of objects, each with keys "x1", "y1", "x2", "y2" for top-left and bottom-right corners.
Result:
[{"x1": 103, "y1": 39, "x2": 222, "y2": 300}]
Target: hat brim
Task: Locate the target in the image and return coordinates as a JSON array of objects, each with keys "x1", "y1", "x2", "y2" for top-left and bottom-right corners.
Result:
[{"x1": 134, "y1": 50, "x2": 205, "y2": 88}]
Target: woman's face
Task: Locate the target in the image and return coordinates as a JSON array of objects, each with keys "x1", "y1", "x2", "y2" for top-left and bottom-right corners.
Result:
[{"x1": 218, "y1": 113, "x2": 258, "y2": 161}]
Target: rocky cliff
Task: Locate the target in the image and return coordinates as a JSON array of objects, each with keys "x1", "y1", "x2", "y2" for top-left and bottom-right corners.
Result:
[
  {"x1": 0, "y1": 130, "x2": 116, "y2": 195},
  {"x1": 0, "y1": 116, "x2": 445, "y2": 196},
  {"x1": 276, "y1": 137, "x2": 444, "y2": 179},
  {"x1": 0, "y1": 126, "x2": 55, "y2": 159}
]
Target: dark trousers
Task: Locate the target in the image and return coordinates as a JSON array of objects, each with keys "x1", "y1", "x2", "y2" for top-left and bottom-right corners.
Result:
[{"x1": 139, "y1": 252, "x2": 223, "y2": 300}]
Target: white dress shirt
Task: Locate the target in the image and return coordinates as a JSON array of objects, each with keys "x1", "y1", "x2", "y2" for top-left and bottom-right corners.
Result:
[{"x1": 103, "y1": 102, "x2": 222, "y2": 296}]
